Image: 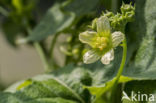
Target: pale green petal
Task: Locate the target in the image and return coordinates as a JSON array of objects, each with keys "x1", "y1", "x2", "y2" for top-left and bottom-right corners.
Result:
[
  {"x1": 96, "y1": 16, "x2": 111, "y2": 33},
  {"x1": 101, "y1": 49, "x2": 114, "y2": 64},
  {"x1": 112, "y1": 31, "x2": 125, "y2": 47},
  {"x1": 83, "y1": 50, "x2": 100, "y2": 64},
  {"x1": 79, "y1": 31, "x2": 97, "y2": 48}
]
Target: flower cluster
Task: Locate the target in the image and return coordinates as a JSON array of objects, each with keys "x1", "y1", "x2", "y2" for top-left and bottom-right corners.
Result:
[
  {"x1": 103, "y1": 3, "x2": 135, "y2": 31},
  {"x1": 79, "y1": 3, "x2": 135, "y2": 65},
  {"x1": 79, "y1": 16, "x2": 124, "y2": 64}
]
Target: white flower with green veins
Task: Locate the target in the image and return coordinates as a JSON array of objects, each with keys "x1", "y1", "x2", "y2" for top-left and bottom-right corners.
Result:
[{"x1": 79, "y1": 16, "x2": 125, "y2": 64}]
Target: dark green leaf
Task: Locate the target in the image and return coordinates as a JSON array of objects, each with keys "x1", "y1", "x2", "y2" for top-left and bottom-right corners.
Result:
[
  {"x1": 1, "y1": 65, "x2": 93, "y2": 103},
  {"x1": 123, "y1": 0, "x2": 156, "y2": 79},
  {"x1": 52, "y1": 65, "x2": 92, "y2": 103},
  {"x1": 2, "y1": 19, "x2": 22, "y2": 46},
  {"x1": 28, "y1": 0, "x2": 101, "y2": 41},
  {"x1": 84, "y1": 76, "x2": 134, "y2": 103},
  {"x1": 0, "y1": 92, "x2": 78, "y2": 103},
  {"x1": 0, "y1": 73, "x2": 85, "y2": 103},
  {"x1": 27, "y1": 3, "x2": 75, "y2": 41},
  {"x1": 63, "y1": 0, "x2": 99, "y2": 16}
]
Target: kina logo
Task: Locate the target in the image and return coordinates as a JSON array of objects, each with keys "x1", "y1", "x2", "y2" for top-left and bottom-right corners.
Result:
[{"x1": 122, "y1": 91, "x2": 155, "y2": 102}]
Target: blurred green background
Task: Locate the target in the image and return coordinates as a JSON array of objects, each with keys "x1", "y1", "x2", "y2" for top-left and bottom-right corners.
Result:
[{"x1": 0, "y1": 0, "x2": 135, "y2": 89}]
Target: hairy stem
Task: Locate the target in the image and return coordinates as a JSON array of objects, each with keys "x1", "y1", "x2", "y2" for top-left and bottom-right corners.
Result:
[
  {"x1": 110, "y1": 38, "x2": 127, "y2": 102},
  {"x1": 116, "y1": 38, "x2": 127, "y2": 81}
]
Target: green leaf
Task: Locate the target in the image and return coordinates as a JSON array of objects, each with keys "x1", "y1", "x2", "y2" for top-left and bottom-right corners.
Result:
[
  {"x1": 1, "y1": 65, "x2": 93, "y2": 103},
  {"x1": 27, "y1": 3, "x2": 75, "y2": 41},
  {"x1": 84, "y1": 76, "x2": 134, "y2": 103},
  {"x1": 28, "y1": 0, "x2": 100, "y2": 41},
  {"x1": 51, "y1": 65, "x2": 93, "y2": 103},
  {"x1": 47, "y1": 64, "x2": 135, "y2": 103},
  {"x1": 16, "y1": 80, "x2": 32, "y2": 90},
  {"x1": 0, "y1": 92, "x2": 78, "y2": 103},
  {"x1": 19, "y1": 75, "x2": 85, "y2": 102},
  {"x1": 32, "y1": 98, "x2": 78, "y2": 103},
  {"x1": 123, "y1": 80, "x2": 156, "y2": 103},
  {"x1": 123, "y1": 0, "x2": 156, "y2": 79},
  {"x1": 2, "y1": 19, "x2": 22, "y2": 46},
  {"x1": 84, "y1": 76, "x2": 133, "y2": 95},
  {"x1": 63, "y1": 0, "x2": 99, "y2": 16},
  {"x1": 1, "y1": 71, "x2": 88, "y2": 103}
]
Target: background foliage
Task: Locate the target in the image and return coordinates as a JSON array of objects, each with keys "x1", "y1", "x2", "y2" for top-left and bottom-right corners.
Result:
[{"x1": 0, "y1": 0, "x2": 156, "y2": 103}]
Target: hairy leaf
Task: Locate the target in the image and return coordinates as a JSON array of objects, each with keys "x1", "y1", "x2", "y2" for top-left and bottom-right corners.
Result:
[
  {"x1": 64, "y1": 0, "x2": 99, "y2": 16},
  {"x1": 84, "y1": 76, "x2": 134, "y2": 103},
  {"x1": 123, "y1": 0, "x2": 156, "y2": 79},
  {"x1": 0, "y1": 73, "x2": 86, "y2": 103},
  {"x1": 0, "y1": 92, "x2": 78, "y2": 103},
  {"x1": 2, "y1": 19, "x2": 22, "y2": 46},
  {"x1": 27, "y1": 3, "x2": 74, "y2": 41},
  {"x1": 28, "y1": 0, "x2": 100, "y2": 41}
]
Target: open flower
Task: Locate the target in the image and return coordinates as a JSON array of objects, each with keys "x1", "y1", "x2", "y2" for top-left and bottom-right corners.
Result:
[{"x1": 79, "y1": 16, "x2": 125, "y2": 64}]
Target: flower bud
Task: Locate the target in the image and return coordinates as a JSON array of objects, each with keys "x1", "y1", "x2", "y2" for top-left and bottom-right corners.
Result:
[
  {"x1": 103, "y1": 11, "x2": 114, "y2": 18},
  {"x1": 121, "y1": 3, "x2": 135, "y2": 22}
]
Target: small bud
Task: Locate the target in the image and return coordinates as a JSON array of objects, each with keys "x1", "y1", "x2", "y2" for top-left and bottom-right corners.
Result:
[
  {"x1": 121, "y1": 3, "x2": 135, "y2": 22},
  {"x1": 121, "y1": 3, "x2": 134, "y2": 14},
  {"x1": 72, "y1": 48, "x2": 79, "y2": 55},
  {"x1": 104, "y1": 11, "x2": 114, "y2": 18}
]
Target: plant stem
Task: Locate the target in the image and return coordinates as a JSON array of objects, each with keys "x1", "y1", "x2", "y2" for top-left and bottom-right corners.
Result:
[
  {"x1": 116, "y1": 38, "x2": 127, "y2": 81},
  {"x1": 33, "y1": 42, "x2": 51, "y2": 72},
  {"x1": 110, "y1": 38, "x2": 127, "y2": 102},
  {"x1": 27, "y1": 27, "x2": 51, "y2": 72},
  {"x1": 49, "y1": 33, "x2": 59, "y2": 58}
]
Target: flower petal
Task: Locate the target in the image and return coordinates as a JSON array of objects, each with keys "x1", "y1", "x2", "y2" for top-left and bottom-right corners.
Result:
[
  {"x1": 83, "y1": 50, "x2": 100, "y2": 64},
  {"x1": 97, "y1": 16, "x2": 111, "y2": 33},
  {"x1": 112, "y1": 31, "x2": 125, "y2": 47},
  {"x1": 79, "y1": 31, "x2": 97, "y2": 48},
  {"x1": 101, "y1": 49, "x2": 114, "y2": 64}
]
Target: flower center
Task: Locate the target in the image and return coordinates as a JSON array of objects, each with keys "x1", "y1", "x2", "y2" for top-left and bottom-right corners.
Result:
[{"x1": 96, "y1": 37, "x2": 109, "y2": 51}]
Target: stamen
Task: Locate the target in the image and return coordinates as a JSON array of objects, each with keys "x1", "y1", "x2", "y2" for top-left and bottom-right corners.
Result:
[{"x1": 96, "y1": 36, "x2": 109, "y2": 50}]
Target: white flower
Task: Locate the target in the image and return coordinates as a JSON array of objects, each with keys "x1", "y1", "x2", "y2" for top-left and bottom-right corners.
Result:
[{"x1": 79, "y1": 16, "x2": 124, "y2": 64}]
